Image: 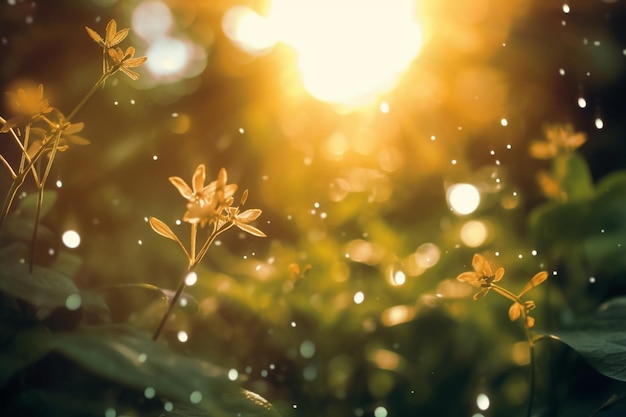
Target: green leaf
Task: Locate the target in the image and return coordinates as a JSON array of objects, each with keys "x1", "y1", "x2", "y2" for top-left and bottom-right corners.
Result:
[
  {"x1": 556, "y1": 152, "x2": 594, "y2": 201},
  {"x1": 14, "y1": 191, "x2": 58, "y2": 219},
  {"x1": 544, "y1": 297, "x2": 626, "y2": 382},
  {"x1": 0, "y1": 264, "x2": 80, "y2": 321},
  {"x1": 52, "y1": 324, "x2": 280, "y2": 417},
  {"x1": 0, "y1": 325, "x2": 52, "y2": 389},
  {"x1": 95, "y1": 283, "x2": 198, "y2": 324}
]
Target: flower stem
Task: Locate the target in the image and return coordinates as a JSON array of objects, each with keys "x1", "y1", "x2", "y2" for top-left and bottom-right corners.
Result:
[
  {"x1": 152, "y1": 266, "x2": 192, "y2": 341},
  {"x1": 66, "y1": 73, "x2": 109, "y2": 122}
]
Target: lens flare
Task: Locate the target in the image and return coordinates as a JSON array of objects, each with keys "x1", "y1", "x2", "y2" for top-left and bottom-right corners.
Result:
[{"x1": 224, "y1": 0, "x2": 424, "y2": 108}]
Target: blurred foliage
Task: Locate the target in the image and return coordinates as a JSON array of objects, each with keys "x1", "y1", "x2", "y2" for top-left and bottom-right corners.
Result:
[{"x1": 1, "y1": 1, "x2": 626, "y2": 417}]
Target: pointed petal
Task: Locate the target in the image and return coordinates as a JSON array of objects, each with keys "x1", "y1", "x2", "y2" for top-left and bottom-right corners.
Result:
[
  {"x1": 63, "y1": 122, "x2": 84, "y2": 134},
  {"x1": 471, "y1": 254, "x2": 485, "y2": 273},
  {"x1": 120, "y1": 67, "x2": 140, "y2": 80},
  {"x1": 493, "y1": 267, "x2": 505, "y2": 282},
  {"x1": 240, "y1": 189, "x2": 249, "y2": 206},
  {"x1": 236, "y1": 222, "x2": 266, "y2": 237},
  {"x1": 237, "y1": 208, "x2": 262, "y2": 221},
  {"x1": 123, "y1": 56, "x2": 148, "y2": 68},
  {"x1": 529, "y1": 141, "x2": 556, "y2": 159},
  {"x1": 64, "y1": 134, "x2": 91, "y2": 146},
  {"x1": 85, "y1": 26, "x2": 105, "y2": 46},
  {"x1": 149, "y1": 217, "x2": 179, "y2": 241},
  {"x1": 169, "y1": 176, "x2": 194, "y2": 199},
  {"x1": 473, "y1": 288, "x2": 490, "y2": 300},
  {"x1": 105, "y1": 19, "x2": 117, "y2": 44},
  {"x1": 519, "y1": 271, "x2": 549, "y2": 297},
  {"x1": 508, "y1": 303, "x2": 521, "y2": 321},
  {"x1": 457, "y1": 271, "x2": 478, "y2": 283},
  {"x1": 192, "y1": 164, "x2": 206, "y2": 193},
  {"x1": 109, "y1": 28, "x2": 129, "y2": 47},
  {"x1": 565, "y1": 132, "x2": 586, "y2": 150}
]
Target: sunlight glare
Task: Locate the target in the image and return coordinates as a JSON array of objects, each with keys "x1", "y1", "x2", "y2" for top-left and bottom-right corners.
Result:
[
  {"x1": 447, "y1": 184, "x2": 480, "y2": 215},
  {"x1": 226, "y1": 0, "x2": 424, "y2": 108}
]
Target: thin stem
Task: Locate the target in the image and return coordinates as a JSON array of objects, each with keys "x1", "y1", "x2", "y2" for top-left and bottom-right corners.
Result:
[
  {"x1": 491, "y1": 284, "x2": 522, "y2": 304},
  {"x1": 524, "y1": 323, "x2": 536, "y2": 417},
  {"x1": 190, "y1": 223, "x2": 197, "y2": 263},
  {"x1": 66, "y1": 73, "x2": 109, "y2": 122},
  {"x1": 152, "y1": 265, "x2": 193, "y2": 341},
  {"x1": 195, "y1": 221, "x2": 233, "y2": 263},
  {"x1": 28, "y1": 186, "x2": 45, "y2": 272},
  {"x1": 18, "y1": 124, "x2": 30, "y2": 174}
]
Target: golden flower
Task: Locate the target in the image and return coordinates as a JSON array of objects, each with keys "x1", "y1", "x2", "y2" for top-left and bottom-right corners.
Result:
[
  {"x1": 457, "y1": 253, "x2": 504, "y2": 300},
  {"x1": 107, "y1": 46, "x2": 147, "y2": 80},
  {"x1": 85, "y1": 19, "x2": 129, "y2": 50},
  {"x1": 1, "y1": 84, "x2": 53, "y2": 132},
  {"x1": 170, "y1": 165, "x2": 238, "y2": 227},
  {"x1": 529, "y1": 124, "x2": 586, "y2": 160},
  {"x1": 26, "y1": 120, "x2": 89, "y2": 159},
  {"x1": 507, "y1": 271, "x2": 548, "y2": 328}
]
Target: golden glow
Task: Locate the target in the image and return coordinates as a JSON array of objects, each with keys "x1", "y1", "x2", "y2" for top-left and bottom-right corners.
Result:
[
  {"x1": 447, "y1": 183, "x2": 480, "y2": 215},
  {"x1": 460, "y1": 220, "x2": 489, "y2": 247},
  {"x1": 223, "y1": 0, "x2": 424, "y2": 108}
]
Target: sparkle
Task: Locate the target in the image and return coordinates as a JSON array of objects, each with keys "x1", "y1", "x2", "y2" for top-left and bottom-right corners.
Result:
[
  {"x1": 153, "y1": 155, "x2": 158, "y2": 160},
  {"x1": 500, "y1": 118, "x2": 508, "y2": 126},
  {"x1": 595, "y1": 118, "x2": 604, "y2": 129},
  {"x1": 56, "y1": 180, "x2": 63, "y2": 188},
  {"x1": 380, "y1": 101, "x2": 390, "y2": 113},
  {"x1": 353, "y1": 291, "x2": 365, "y2": 304},
  {"x1": 578, "y1": 97, "x2": 587, "y2": 108},
  {"x1": 239, "y1": 127, "x2": 245, "y2": 133},
  {"x1": 559, "y1": 68, "x2": 565, "y2": 76},
  {"x1": 562, "y1": 4, "x2": 570, "y2": 13},
  {"x1": 177, "y1": 331, "x2": 189, "y2": 342}
]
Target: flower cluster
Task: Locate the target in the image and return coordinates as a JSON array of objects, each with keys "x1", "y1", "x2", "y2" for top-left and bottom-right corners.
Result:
[
  {"x1": 85, "y1": 19, "x2": 147, "y2": 80},
  {"x1": 457, "y1": 254, "x2": 548, "y2": 328},
  {"x1": 150, "y1": 164, "x2": 265, "y2": 266},
  {"x1": 529, "y1": 124, "x2": 587, "y2": 201}
]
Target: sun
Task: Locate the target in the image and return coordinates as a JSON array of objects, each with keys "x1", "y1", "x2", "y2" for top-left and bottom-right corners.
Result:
[{"x1": 223, "y1": 0, "x2": 424, "y2": 109}]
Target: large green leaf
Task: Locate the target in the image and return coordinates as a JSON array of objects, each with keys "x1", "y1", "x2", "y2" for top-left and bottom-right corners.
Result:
[
  {"x1": 52, "y1": 324, "x2": 280, "y2": 417},
  {"x1": 0, "y1": 325, "x2": 52, "y2": 388},
  {"x1": 544, "y1": 297, "x2": 626, "y2": 382},
  {"x1": 14, "y1": 191, "x2": 58, "y2": 219},
  {"x1": 557, "y1": 152, "x2": 594, "y2": 201},
  {"x1": 0, "y1": 264, "x2": 80, "y2": 321}
]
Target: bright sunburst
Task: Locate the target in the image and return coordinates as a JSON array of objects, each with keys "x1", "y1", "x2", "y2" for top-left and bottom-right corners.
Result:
[{"x1": 223, "y1": 0, "x2": 424, "y2": 109}]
